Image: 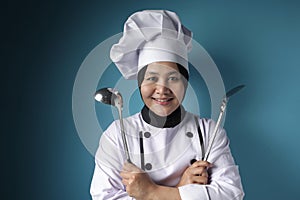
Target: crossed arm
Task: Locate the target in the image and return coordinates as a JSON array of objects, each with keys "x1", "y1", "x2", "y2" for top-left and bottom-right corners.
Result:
[
  {"x1": 90, "y1": 119, "x2": 244, "y2": 200},
  {"x1": 120, "y1": 160, "x2": 212, "y2": 200}
]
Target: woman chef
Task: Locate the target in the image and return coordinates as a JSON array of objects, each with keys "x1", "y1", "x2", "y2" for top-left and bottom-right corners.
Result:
[{"x1": 90, "y1": 10, "x2": 244, "y2": 200}]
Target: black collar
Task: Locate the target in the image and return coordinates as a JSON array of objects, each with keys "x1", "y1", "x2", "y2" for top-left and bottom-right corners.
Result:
[{"x1": 141, "y1": 105, "x2": 186, "y2": 128}]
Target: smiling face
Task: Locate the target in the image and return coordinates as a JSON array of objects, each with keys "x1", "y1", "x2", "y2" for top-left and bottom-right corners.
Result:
[{"x1": 140, "y1": 62, "x2": 186, "y2": 117}]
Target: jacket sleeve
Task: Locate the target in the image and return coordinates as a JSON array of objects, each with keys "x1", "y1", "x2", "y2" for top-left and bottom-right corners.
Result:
[
  {"x1": 178, "y1": 119, "x2": 245, "y2": 200},
  {"x1": 90, "y1": 122, "x2": 134, "y2": 200}
]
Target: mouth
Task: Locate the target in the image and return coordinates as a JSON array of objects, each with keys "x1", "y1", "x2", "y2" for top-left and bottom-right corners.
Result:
[{"x1": 152, "y1": 97, "x2": 173, "y2": 105}]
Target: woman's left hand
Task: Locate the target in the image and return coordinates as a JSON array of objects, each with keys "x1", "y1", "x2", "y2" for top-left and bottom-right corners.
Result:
[
  {"x1": 120, "y1": 162, "x2": 157, "y2": 200},
  {"x1": 176, "y1": 160, "x2": 212, "y2": 187}
]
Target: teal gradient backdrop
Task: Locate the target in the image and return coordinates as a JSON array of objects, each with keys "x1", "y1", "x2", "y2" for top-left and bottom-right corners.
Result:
[{"x1": 6, "y1": 0, "x2": 299, "y2": 199}]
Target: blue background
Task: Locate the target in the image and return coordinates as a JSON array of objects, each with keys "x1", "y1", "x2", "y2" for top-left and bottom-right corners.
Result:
[{"x1": 5, "y1": 0, "x2": 300, "y2": 199}]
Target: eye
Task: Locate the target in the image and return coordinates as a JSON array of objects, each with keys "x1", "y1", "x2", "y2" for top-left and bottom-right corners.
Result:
[
  {"x1": 145, "y1": 76, "x2": 158, "y2": 82},
  {"x1": 168, "y1": 76, "x2": 180, "y2": 81}
]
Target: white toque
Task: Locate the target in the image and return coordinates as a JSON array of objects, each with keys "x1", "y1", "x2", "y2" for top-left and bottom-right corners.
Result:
[{"x1": 110, "y1": 10, "x2": 192, "y2": 79}]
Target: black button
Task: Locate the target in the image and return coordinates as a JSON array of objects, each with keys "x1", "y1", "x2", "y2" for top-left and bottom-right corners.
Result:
[
  {"x1": 145, "y1": 163, "x2": 152, "y2": 170},
  {"x1": 190, "y1": 159, "x2": 197, "y2": 165},
  {"x1": 186, "y1": 132, "x2": 193, "y2": 138},
  {"x1": 144, "y1": 132, "x2": 151, "y2": 138}
]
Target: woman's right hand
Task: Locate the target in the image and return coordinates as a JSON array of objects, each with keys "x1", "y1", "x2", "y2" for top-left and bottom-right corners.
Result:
[{"x1": 176, "y1": 160, "x2": 212, "y2": 187}]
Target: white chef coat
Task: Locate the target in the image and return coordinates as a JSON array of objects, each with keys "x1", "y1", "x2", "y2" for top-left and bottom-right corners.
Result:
[{"x1": 90, "y1": 111, "x2": 244, "y2": 200}]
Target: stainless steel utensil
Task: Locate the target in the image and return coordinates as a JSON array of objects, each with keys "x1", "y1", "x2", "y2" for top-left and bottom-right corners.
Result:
[
  {"x1": 204, "y1": 85, "x2": 245, "y2": 161},
  {"x1": 94, "y1": 88, "x2": 131, "y2": 163}
]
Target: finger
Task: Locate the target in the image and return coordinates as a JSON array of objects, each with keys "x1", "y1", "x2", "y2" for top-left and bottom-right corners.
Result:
[
  {"x1": 123, "y1": 162, "x2": 142, "y2": 173},
  {"x1": 191, "y1": 160, "x2": 212, "y2": 168},
  {"x1": 200, "y1": 170, "x2": 208, "y2": 178},
  {"x1": 122, "y1": 178, "x2": 129, "y2": 186},
  {"x1": 120, "y1": 171, "x2": 133, "y2": 179},
  {"x1": 192, "y1": 176, "x2": 208, "y2": 185},
  {"x1": 189, "y1": 166, "x2": 208, "y2": 176},
  {"x1": 122, "y1": 162, "x2": 135, "y2": 171}
]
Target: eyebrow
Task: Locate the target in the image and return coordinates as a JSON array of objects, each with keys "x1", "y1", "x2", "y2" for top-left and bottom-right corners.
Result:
[
  {"x1": 145, "y1": 70, "x2": 179, "y2": 76},
  {"x1": 167, "y1": 71, "x2": 180, "y2": 75}
]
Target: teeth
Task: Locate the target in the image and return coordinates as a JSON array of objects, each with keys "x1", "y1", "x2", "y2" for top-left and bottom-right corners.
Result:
[{"x1": 156, "y1": 99, "x2": 169, "y2": 102}]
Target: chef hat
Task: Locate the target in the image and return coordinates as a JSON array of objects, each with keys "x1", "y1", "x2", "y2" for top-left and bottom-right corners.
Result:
[{"x1": 110, "y1": 10, "x2": 192, "y2": 79}]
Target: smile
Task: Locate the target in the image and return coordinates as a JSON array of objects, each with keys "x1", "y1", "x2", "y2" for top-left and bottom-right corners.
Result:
[{"x1": 152, "y1": 98, "x2": 173, "y2": 104}]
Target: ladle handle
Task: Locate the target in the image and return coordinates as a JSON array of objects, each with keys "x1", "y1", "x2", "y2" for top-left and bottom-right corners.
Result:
[{"x1": 118, "y1": 107, "x2": 131, "y2": 163}]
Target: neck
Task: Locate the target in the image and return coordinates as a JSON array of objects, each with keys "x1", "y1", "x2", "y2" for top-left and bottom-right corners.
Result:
[{"x1": 141, "y1": 105, "x2": 186, "y2": 128}]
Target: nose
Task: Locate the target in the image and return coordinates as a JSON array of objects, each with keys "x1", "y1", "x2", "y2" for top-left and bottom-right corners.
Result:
[{"x1": 155, "y1": 82, "x2": 171, "y2": 94}]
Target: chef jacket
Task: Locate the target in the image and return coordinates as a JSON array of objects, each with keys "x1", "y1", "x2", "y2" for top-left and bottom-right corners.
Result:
[{"x1": 90, "y1": 111, "x2": 244, "y2": 199}]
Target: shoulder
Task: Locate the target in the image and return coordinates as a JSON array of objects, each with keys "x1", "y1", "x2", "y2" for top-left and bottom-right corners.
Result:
[
  {"x1": 123, "y1": 112, "x2": 143, "y2": 130},
  {"x1": 103, "y1": 112, "x2": 141, "y2": 136},
  {"x1": 184, "y1": 112, "x2": 212, "y2": 126}
]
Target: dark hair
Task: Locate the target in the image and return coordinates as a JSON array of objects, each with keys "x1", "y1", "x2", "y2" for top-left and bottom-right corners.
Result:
[{"x1": 137, "y1": 63, "x2": 189, "y2": 88}]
